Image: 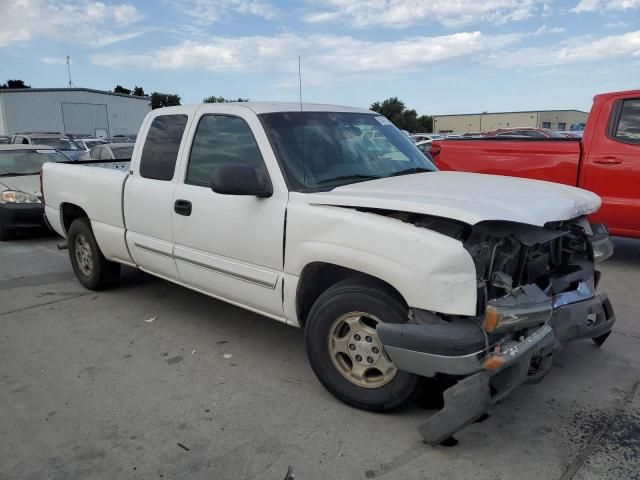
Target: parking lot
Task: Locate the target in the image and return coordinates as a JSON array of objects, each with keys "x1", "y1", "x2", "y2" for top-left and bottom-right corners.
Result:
[{"x1": 1, "y1": 234, "x2": 638, "y2": 480}]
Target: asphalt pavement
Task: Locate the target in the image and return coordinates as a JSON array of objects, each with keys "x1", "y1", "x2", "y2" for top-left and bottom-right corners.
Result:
[{"x1": 1, "y1": 233, "x2": 638, "y2": 480}]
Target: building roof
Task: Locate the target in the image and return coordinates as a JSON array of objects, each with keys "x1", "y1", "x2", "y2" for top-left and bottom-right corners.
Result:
[
  {"x1": 0, "y1": 87, "x2": 151, "y2": 101},
  {"x1": 434, "y1": 109, "x2": 588, "y2": 118}
]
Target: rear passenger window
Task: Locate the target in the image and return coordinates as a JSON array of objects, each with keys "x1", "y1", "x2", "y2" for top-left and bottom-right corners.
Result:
[
  {"x1": 139, "y1": 114, "x2": 188, "y2": 181},
  {"x1": 613, "y1": 99, "x2": 640, "y2": 144},
  {"x1": 185, "y1": 115, "x2": 266, "y2": 186}
]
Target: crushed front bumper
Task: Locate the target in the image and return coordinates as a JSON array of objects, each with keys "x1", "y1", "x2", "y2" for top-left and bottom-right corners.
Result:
[{"x1": 377, "y1": 287, "x2": 615, "y2": 445}]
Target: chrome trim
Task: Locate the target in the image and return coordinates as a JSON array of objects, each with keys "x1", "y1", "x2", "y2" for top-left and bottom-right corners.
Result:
[
  {"x1": 173, "y1": 254, "x2": 277, "y2": 289},
  {"x1": 552, "y1": 281, "x2": 594, "y2": 308},
  {"x1": 133, "y1": 242, "x2": 173, "y2": 258}
]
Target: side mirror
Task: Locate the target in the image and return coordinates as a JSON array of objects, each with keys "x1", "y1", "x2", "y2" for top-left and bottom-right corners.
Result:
[{"x1": 210, "y1": 165, "x2": 273, "y2": 198}]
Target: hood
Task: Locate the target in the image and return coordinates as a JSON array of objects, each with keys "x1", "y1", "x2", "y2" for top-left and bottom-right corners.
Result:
[
  {"x1": 305, "y1": 171, "x2": 600, "y2": 226},
  {"x1": 0, "y1": 174, "x2": 42, "y2": 197}
]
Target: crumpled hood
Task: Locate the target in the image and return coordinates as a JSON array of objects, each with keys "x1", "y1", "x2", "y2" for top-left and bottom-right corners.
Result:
[
  {"x1": 305, "y1": 171, "x2": 600, "y2": 226},
  {"x1": 0, "y1": 175, "x2": 42, "y2": 197}
]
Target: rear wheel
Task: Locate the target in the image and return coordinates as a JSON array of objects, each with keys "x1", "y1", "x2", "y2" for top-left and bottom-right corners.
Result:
[
  {"x1": 68, "y1": 218, "x2": 120, "y2": 290},
  {"x1": 305, "y1": 278, "x2": 420, "y2": 412}
]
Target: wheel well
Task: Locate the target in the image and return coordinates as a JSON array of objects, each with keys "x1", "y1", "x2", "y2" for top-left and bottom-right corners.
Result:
[
  {"x1": 296, "y1": 262, "x2": 408, "y2": 328},
  {"x1": 60, "y1": 203, "x2": 89, "y2": 235}
]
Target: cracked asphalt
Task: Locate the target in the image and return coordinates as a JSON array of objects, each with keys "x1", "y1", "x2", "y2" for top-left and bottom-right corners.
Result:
[{"x1": 0, "y1": 233, "x2": 638, "y2": 480}]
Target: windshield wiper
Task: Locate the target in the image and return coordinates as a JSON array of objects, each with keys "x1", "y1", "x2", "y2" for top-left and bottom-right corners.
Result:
[
  {"x1": 389, "y1": 167, "x2": 432, "y2": 177},
  {"x1": 316, "y1": 174, "x2": 382, "y2": 185}
]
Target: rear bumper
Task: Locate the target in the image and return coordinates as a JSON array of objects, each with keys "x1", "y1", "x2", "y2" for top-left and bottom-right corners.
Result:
[
  {"x1": 377, "y1": 289, "x2": 615, "y2": 444},
  {"x1": 0, "y1": 203, "x2": 46, "y2": 230}
]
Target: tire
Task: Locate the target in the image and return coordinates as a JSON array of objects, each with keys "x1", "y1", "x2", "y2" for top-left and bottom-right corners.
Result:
[
  {"x1": 0, "y1": 228, "x2": 16, "y2": 241},
  {"x1": 305, "y1": 278, "x2": 420, "y2": 412},
  {"x1": 68, "y1": 218, "x2": 120, "y2": 290}
]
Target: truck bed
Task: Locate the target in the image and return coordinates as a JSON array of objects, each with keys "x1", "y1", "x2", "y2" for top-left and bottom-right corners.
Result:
[{"x1": 432, "y1": 137, "x2": 582, "y2": 186}]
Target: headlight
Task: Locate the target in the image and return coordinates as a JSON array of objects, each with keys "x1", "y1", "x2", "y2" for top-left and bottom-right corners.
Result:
[{"x1": 1, "y1": 191, "x2": 42, "y2": 204}]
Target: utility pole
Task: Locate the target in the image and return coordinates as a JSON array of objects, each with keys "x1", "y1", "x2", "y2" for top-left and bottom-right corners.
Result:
[{"x1": 66, "y1": 55, "x2": 73, "y2": 88}]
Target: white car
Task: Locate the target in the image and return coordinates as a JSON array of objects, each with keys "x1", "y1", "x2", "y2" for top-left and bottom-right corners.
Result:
[
  {"x1": 76, "y1": 138, "x2": 107, "y2": 152},
  {"x1": 42, "y1": 102, "x2": 615, "y2": 443}
]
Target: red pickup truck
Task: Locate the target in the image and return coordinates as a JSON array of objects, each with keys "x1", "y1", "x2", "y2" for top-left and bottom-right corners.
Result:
[{"x1": 431, "y1": 90, "x2": 640, "y2": 238}]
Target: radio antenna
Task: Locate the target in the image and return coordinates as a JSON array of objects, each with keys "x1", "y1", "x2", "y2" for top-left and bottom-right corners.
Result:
[
  {"x1": 298, "y1": 55, "x2": 302, "y2": 111},
  {"x1": 66, "y1": 55, "x2": 73, "y2": 88}
]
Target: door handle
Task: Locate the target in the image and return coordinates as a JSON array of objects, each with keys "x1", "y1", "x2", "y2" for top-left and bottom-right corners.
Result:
[
  {"x1": 593, "y1": 156, "x2": 623, "y2": 165},
  {"x1": 174, "y1": 199, "x2": 192, "y2": 216}
]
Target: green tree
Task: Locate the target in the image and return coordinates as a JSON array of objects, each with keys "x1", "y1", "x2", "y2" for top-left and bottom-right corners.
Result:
[
  {"x1": 114, "y1": 85, "x2": 132, "y2": 95},
  {"x1": 150, "y1": 91, "x2": 181, "y2": 109},
  {"x1": 132, "y1": 86, "x2": 145, "y2": 96},
  {"x1": 203, "y1": 96, "x2": 249, "y2": 103},
  {"x1": 0, "y1": 79, "x2": 31, "y2": 89},
  {"x1": 370, "y1": 97, "x2": 433, "y2": 133}
]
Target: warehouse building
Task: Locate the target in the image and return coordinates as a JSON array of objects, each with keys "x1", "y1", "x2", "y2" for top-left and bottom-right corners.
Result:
[
  {"x1": 0, "y1": 88, "x2": 151, "y2": 138},
  {"x1": 433, "y1": 109, "x2": 589, "y2": 134}
]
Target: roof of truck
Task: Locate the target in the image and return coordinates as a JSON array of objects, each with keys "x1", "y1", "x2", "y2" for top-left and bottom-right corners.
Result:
[{"x1": 170, "y1": 102, "x2": 373, "y2": 115}]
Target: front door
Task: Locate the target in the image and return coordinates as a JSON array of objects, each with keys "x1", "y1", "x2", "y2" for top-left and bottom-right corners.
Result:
[
  {"x1": 171, "y1": 109, "x2": 287, "y2": 319},
  {"x1": 582, "y1": 96, "x2": 640, "y2": 237}
]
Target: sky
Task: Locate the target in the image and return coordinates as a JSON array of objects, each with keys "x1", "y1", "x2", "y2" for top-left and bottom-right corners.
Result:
[{"x1": 0, "y1": 0, "x2": 638, "y2": 115}]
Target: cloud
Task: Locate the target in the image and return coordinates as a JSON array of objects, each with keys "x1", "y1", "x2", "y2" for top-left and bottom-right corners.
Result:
[
  {"x1": 0, "y1": 0, "x2": 145, "y2": 48},
  {"x1": 486, "y1": 30, "x2": 640, "y2": 67},
  {"x1": 302, "y1": 0, "x2": 542, "y2": 28},
  {"x1": 170, "y1": 0, "x2": 278, "y2": 25},
  {"x1": 572, "y1": 0, "x2": 640, "y2": 12},
  {"x1": 90, "y1": 31, "x2": 523, "y2": 83},
  {"x1": 532, "y1": 24, "x2": 565, "y2": 35}
]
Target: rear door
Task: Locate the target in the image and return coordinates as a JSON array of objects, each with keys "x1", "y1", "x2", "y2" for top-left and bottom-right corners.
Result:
[
  {"x1": 582, "y1": 96, "x2": 640, "y2": 237},
  {"x1": 170, "y1": 105, "x2": 288, "y2": 319},
  {"x1": 124, "y1": 111, "x2": 190, "y2": 279}
]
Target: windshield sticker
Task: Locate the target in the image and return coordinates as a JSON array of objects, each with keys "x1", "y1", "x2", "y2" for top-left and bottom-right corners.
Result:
[
  {"x1": 374, "y1": 116, "x2": 393, "y2": 126},
  {"x1": 36, "y1": 149, "x2": 56, "y2": 154}
]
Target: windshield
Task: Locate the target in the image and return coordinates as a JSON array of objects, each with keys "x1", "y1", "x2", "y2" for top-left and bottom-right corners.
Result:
[
  {"x1": 0, "y1": 149, "x2": 67, "y2": 175},
  {"x1": 31, "y1": 137, "x2": 80, "y2": 150},
  {"x1": 260, "y1": 112, "x2": 436, "y2": 190},
  {"x1": 111, "y1": 146, "x2": 134, "y2": 159}
]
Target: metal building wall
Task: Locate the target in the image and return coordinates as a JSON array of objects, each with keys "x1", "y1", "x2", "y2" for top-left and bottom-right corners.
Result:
[{"x1": 0, "y1": 89, "x2": 151, "y2": 137}]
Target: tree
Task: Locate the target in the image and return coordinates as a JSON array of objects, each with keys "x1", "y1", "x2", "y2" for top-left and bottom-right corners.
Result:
[
  {"x1": 151, "y1": 91, "x2": 181, "y2": 109},
  {"x1": 132, "y1": 86, "x2": 145, "y2": 96},
  {"x1": 0, "y1": 79, "x2": 31, "y2": 89},
  {"x1": 203, "y1": 96, "x2": 249, "y2": 103},
  {"x1": 114, "y1": 85, "x2": 132, "y2": 95},
  {"x1": 370, "y1": 97, "x2": 433, "y2": 133}
]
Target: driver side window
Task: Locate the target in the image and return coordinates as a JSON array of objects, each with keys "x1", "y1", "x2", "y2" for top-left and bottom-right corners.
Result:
[{"x1": 185, "y1": 115, "x2": 266, "y2": 187}]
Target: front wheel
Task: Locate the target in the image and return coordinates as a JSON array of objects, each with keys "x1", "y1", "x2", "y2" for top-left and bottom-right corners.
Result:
[
  {"x1": 68, "y1": 218, "x2": 120, "y2": 290},
  {"x1": 305, "y1": 279, "x2": 420, "y2": 412}
]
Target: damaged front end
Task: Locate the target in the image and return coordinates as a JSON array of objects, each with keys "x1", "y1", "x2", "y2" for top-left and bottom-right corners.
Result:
[{"x1": 376, "y1": 216, "x2": 616, "y2": 444}]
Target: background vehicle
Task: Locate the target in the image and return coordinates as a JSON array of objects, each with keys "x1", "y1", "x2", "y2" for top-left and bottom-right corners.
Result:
[
  {"x1": 0, "y1": 145, "x2": 67, "y2": 240},
  {"x1": 410, "y1": 133, "x2": 445, "y2": 143},
  {"x1": 80, "y1": 143, "x2": 134, "y2": 161},
  {"x1": 11, "y1": 132, "x2": 84, "y2": 161},
  {"x1": 76, "y1": 138, "x2": 107, "y2": 151},
  {"x1": 0, "y1": 136, "x2": 10, "y2": 144},
  {"x1": 486, "y1": 127, "x2": 566, "y2": 138},
  {"x1": 108, "y1": 134, "x2": 136, "y2": 143},
  {"x1": 431, "y1": 89, "x2": 640, "y2": 239},
  {"x1": 42, "y1": 103, "x2": 614, "y2": 443}
]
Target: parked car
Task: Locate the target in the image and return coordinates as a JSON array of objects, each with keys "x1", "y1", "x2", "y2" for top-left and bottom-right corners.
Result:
[
  {"x1": 0, "y1": 145, "x2": 68, "y2": 240},
  {"x1": 486, "y1": 127, "x2": 566, "y2": 138},
  {"x1": 0, "y1": 136, "x2": 11, "y2": 144},
  {"x1": 76, "y1": 138, "x2": 107, "y2": 152},
  {"x1": 410, "y1": 133, "x2": 445, "y2": 143},
  {"x1": 431, "y1": 89, "x2": 640, "y2": 239},
  {"x1": 80, "y1": 143, "x2": 134, "y2": 161},
  {"x1": 415, "y1": 139, "x2": 433, "y2": 155},
  {"x1": 570, "y1": 122, "x2": 586, "y2": 131},
  {"x1": 11, "y1": 132, "x2": 84, "y2": 161},
  {"x1": 42, "y1": 102, "x2": 615, "y2": 444},
  {"x1": 108, "y1": 134, "x2": 136, "y2": 143}
]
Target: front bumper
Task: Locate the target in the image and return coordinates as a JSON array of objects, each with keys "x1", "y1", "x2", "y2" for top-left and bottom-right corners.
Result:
[
  {"x1": 0, "y1": 203, "x2": 46, "y2": 230},
  {"x1": 377, "y1": 287, "x2": 615, "y2": 444}
]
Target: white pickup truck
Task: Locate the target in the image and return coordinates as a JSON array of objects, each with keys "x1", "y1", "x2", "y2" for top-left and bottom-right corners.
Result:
[{"x1": 42, "y1": 102, "x2": 615, "y2": 443}]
